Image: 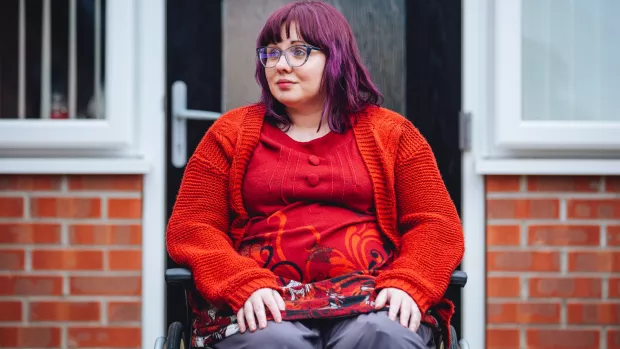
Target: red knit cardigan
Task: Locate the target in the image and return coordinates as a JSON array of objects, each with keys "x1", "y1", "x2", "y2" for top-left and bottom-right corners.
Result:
[{"x1": 166, "y1": 103, "x2": 464, "y2": 314}]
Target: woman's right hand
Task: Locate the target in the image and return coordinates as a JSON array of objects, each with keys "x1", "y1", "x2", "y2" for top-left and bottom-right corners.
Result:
[{"x1": 237, "y1": 288, "x2": 286, "y2": 333}]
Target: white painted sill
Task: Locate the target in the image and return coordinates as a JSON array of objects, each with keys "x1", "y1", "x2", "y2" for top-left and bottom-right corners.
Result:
[
  {"x1": 476, "y1": 158, "x2": 620, "y2": 175},
  {"x1": 0, "y1": 157, "x2": 151, "y2": 174}
]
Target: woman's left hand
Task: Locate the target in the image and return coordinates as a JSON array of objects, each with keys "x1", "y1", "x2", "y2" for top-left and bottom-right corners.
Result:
[{"x1": 375, "y1": 288, "x2": 421, "y2": 332}]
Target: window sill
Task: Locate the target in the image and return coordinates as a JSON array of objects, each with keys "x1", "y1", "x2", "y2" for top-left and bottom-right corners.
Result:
[
  {"x1": 475, "y1": 158, "x2": 620, "y2": 175},
  {"x1": 0, "y1": 157, "x2": 151, "y2": 174}
]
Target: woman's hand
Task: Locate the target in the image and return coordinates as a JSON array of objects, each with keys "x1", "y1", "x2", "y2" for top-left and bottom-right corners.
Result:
[
  {"x1": 237, "y1": 288, "x2": 286, "y2": 333},
  {"x1": 375, "y1": 288, "x2": 421, "y2": 332}
]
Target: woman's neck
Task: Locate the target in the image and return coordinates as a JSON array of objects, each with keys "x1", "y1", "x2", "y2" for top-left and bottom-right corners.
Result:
[
  {"x1": 286, "y1": 106, "x2": 324, "y2": 129},
  {"x1": 282, "y1": 103, "x2": 331, "y2": 141}
]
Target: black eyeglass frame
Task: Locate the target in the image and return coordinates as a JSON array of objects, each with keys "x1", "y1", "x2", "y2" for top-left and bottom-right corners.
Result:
[{"x1": 256, "y1": 44, "x2": 322, "y2": 68}]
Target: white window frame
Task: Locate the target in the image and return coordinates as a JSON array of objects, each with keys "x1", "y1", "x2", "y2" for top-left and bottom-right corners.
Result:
[
  {"x1": 493, "y1": 0, "x2": 620, "y2": 151},
  {"x1": 0, "y1": 0, "x2": 135, "y2": 150}
]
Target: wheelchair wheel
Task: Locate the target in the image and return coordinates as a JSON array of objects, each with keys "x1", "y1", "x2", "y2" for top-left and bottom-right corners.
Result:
[
  {"x1": 458, "y1": 339, "x2": 471, "y2": 349},
  {"x1": 165, "y1": 322, "x2": 187, "y2": 349}
]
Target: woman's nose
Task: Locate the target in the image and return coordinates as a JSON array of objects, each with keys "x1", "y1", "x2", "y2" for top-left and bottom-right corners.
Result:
[{"x1": 275, "y1": 54, "x2": 292, "y2": 72}]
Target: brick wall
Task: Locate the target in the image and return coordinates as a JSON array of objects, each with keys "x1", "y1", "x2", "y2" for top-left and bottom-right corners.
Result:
[
  {"x1": 486, "y1": 175, "x2": 620, "y2": 349},
  {"x1": 0, "y1": 175, "x2": 143, "y2": 348}
]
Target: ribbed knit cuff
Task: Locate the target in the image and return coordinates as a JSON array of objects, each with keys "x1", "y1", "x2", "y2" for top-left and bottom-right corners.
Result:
[
  {"x1": 221, "y1": 275, "x2": 280, "y2": 312},
  {"x1": 375, "y1": 277, "x2": 432, "y2": 314}
]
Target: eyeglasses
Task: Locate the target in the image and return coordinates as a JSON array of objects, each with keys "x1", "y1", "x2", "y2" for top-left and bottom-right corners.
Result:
[{"x1": 256, "y1": 44, "x2": 321, "y2": 68}]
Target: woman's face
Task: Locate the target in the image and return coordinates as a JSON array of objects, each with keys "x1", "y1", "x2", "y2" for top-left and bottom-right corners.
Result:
[{"x1": 264, "y1": 25, "x2": 326, "y2": 110}]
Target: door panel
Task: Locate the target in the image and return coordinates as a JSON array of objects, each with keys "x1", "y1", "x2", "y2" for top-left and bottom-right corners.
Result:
[
  {"x1": 166, "y1": 0, "x2": 462, "y2": 337},
  {"x1": 406, "y1": 0, "x2": 463, "y2": 336}
]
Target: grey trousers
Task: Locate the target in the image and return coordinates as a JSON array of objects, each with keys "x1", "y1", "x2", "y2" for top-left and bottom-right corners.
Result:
[{"x1": 213, "y1": 311, "x2": 435, "y2": 349}]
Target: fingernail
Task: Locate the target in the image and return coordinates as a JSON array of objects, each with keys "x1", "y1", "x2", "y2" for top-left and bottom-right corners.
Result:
[
  {"x1": 260, "y1": 321, "x2": 266, "y2": 328},
  {"x1": 249, "y1": 325, "x2": 255, "y2": 331},
  {"x1": 276, "y1": 317, "x2": 282, "y2": 323}
]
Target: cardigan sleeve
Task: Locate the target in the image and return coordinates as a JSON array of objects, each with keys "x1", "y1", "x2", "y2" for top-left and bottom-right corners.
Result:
[
  {"x1": 375, "y1": 121, "x2": 464, "y2": 313},
  {"x1": 166, "y1": 127, "x2": 280, "y2": 312}
]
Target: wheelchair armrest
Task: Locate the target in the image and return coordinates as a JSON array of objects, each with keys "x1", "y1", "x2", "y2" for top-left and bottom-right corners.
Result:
[
  {"x1": 449, "y1": 270, "x2": 467, "y2": 287},
  {"x1": 165, "y1": 267, "x2": 193, "y2": 284},
  {"x1": 165, "y1": 267, "x2": 468, "y2": 288}
]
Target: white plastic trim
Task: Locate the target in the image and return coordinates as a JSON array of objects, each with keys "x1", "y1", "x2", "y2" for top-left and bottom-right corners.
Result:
[
  {"x1": 461, "y1": 0, "x2": 487, "y2": 347},
  {"x1": 476, "y1": 158, "x2": 620, "y2": 175},
  {"x1": 0, "y1": 158, "x2": 151, "y2": 174},
  {"x1": 137, "y1": 0, "x2": 166, "y2": 346}
]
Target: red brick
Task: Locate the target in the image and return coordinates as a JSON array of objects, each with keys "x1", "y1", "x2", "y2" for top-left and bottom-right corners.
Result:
[
  {"x1": 527, "y1": 176, "x2": 600, "y2": 192},
  {"x1": 529, "y1": 277, "x2": 601, "y2": 298},
  {"x1": 68, "y1": 175, "x2": 142, "y2": 191},
  {"x1": 567, "y1": 302, "x2": 620, "y2": 325},
  {"x1": 568, "y1": 251, "x2": 620, "y2": 272},
  {"x1": 109, "y1": 250, "x2": 141, "y2": 271},
  {"x1": 487, "y1": 225, "x2": 520, "y2": 246},
  {"x1": 608, "y1": 226, "x2": 620, "y2": 246},
  {"x1": 108, "y1": 198, "x2": 142, "y2": 219},
  {"x1": 487, "y1": 277, "x2": 521, "y2": 298},
  {"x1": 0, "y1": 327, "x2": 61, "y2": 348},
  {"x1": 487, "y1": 176, "x2": 521, "y2": 192},
  {"x1": 0, "y1": 275, "x2": 63, "y2": 295},
  {"x1": 487, "y1": 329, "x2": 520, "y2": 349},
  {"x1": 567, "y1": 199, "x2": 620, "y2": 219},
  {"x1": 487, "y1": 251, "x2": 560, "y2": 272},
  {"x1": 605, "y1": 177, "x2": 620, "y2": 192},
  {"x1": 0, "y1": 175, "x2": 62, "y2": 190},
  {"x1": 609, "y1": 328, "x2": 620, "y2": 349},
  {"x1": 0, "y1": 223, "x2": 61, "y2": 244},
  {"x1": 68, "y1": 327, "x2": 141, "y2": 348},
  {"x1": 30, "y1": 301, "x2": 100, "y2": 321},
  {"x1": 31, "y1": 197, "x2": 101, "y2": 218},
  {"x1": 70, "y1": 276, "x2": 141, "y2": 296},
  {"x1": 69, "y1": 224, "x2": 141, "y2": 245},
  {"x1": 0, "y1": 250, "x2": 25, "y2": 270},
  {"x1": 610, "y1": 278, "x2": 620, "y2": 298},
  {"x1": 487, "y1": 302, "x2": 560, "y2": 324},
  {"x1": 0, "y1": 197, "x2": 24, "y2": 217},
  {"x1": 526, "y1": 329, "x2": 600, "y2": 349},
  {"x1": 0, "y1": 301, "x2": 22, "y2": 321},
  {"x1": 528, "y1": 225, "x2": 600, "y2": 246},
  {"x1": 487, "y1": 199, "x2": 559, "y2": 219},
  {"x1": 108, "y1": 302, "x2": 141, "y2": 323},
  {"x1": 32, "y1": 250, "x2": 103, "y2": 270}
]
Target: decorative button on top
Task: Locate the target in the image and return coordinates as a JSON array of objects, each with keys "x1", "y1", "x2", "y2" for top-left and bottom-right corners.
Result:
[
  {"x1": 308, "y1": 155, "x2": 320, "y2": 166},
  {"x1": 307, "y1": 174, "x2": 320, "y2": 187}
]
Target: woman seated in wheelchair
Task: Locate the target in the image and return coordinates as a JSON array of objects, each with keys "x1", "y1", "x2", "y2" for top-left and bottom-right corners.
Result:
[{"x1": 166, "y1": 1, "x2": 464, "y2": 348}]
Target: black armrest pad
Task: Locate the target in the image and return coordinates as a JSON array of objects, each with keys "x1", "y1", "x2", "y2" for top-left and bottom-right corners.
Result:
[
  {"x1": 165, "y1": 268, "x2": 468, "y2": 288},
  {"x1": 450, "y1": 270, "x2": 467, "y2": 287},
  {"x1": 165, "y1": 268, "x2": 193, "y2": 284}
]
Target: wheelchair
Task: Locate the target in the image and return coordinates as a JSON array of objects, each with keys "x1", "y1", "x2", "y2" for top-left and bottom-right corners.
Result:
[{"x1": 155, "y1": 268, "x2": 470, "y2": 349}]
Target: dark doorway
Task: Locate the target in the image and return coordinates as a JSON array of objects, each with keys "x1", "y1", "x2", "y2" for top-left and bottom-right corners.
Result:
[{"x1": 165, "y1": 0, "x2": 462, "y2": 338}]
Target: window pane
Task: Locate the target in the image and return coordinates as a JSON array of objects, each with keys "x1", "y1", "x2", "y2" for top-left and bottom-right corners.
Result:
[
  {"x1": 0, "y1": 0, "x2": 105, "y2": 120},
  {"x1": 522, "y1": 0, "x2": 620, "y2": 122},
  {"x1": 0, "y1": 0, "x2": 19, "y2": 119}
]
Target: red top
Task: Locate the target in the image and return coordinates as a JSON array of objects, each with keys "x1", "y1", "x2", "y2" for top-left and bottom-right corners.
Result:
[
  {"x1": 166, "y1": 103, "x2": 464, "y2": 315},
  {"x1": 239, "y1": 122, "x2": 392, "y2": 283}
]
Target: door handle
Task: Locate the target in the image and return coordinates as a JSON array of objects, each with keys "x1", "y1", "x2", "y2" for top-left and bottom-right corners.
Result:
[{"x1": 171, "y1": 80, "x2": 221, "y2": 168}]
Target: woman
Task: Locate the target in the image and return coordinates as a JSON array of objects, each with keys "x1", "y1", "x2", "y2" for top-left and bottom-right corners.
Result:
[{"x1": 166, "y1": 1, "x2": 464, "y2": 348}]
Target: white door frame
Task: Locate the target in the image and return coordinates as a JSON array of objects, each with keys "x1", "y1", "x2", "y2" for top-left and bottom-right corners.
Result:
[
  {"x1": 462, "y1": 0, "x2": 487, "y2": 348},
  {"x1": 137, "y1": 0, "x2": 166, "y2": 345}
]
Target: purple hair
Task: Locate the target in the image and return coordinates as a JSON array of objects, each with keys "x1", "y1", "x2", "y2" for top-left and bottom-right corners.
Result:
[{"x1": 255, "y1": 1, "x2": 383, "y2": 132}]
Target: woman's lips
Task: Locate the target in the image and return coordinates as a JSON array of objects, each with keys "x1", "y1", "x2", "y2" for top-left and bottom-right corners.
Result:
[{"x1": 276, "y1": 81, "x2": 295, "y2": 89}]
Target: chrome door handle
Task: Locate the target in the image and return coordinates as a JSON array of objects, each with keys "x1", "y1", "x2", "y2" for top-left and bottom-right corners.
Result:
[{"x1": 171, "y1": 80, "x2": 221, "y2": 168}]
